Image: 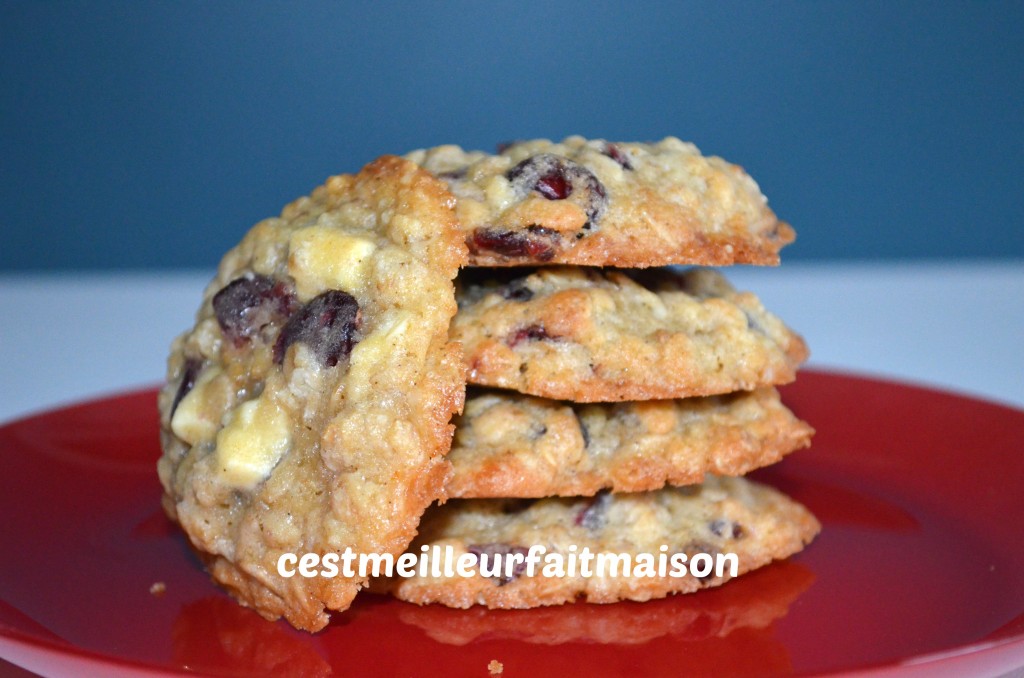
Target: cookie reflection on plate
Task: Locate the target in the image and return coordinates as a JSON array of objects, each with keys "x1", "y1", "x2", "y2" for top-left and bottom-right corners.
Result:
[
  {"x1": 172, "y1": 596, "x2": 332, "y2": 677},
  {"x1": 393, "y1": 560, "x2": 814, "y2": 646}
]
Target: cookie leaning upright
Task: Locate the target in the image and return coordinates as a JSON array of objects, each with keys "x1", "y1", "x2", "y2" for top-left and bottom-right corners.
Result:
[
  {"x1": 406, "y1": 137, "x2": 793, "y2": 267},
  {"x1": 157, "y1": 156, "x2": 467, "y2": 631}
]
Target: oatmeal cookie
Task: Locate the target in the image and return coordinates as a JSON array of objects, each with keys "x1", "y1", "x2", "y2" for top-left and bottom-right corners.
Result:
[
  {"x1": 157, "y1": 156, "x2": 467, "y2": 631},
  {"x1": 448, "y1": 387, "x2": 813, "y2": 498},
  {"x1": 384, "y1": 477, "x2": 819, "y2": 608},
  {"x1": 406, "y1": 137, "x2": 793, "y2": 268},
  {"x1": 452, "y1": 267, "x2": 808, "y2": 402}
]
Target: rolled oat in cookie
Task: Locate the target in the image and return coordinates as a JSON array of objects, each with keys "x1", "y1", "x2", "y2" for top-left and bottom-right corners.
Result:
[
  {"x1": 157, "y1": 156, "x2": 467, "y2": 631},
  {"x1": 448, "y1": 387, "x2": 813, "y2": 498},
  {"x1": 452, "y1": 267, "x2": 808, "y2": 402},
  {"x1": 406, "y1": 137, "x2": 793, "y2": 268},
  {"x1": 381, "y1": 476, "x2": 820, "y2": 609}
]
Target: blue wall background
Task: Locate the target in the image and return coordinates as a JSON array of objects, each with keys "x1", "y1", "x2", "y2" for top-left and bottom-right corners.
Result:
[{"x1": 1, "y1": 0, "x2": 1022, "y2": 271}]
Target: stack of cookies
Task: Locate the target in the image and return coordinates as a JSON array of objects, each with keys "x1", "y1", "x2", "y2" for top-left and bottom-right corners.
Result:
[
  {"x1": 387, "y1": 138, "x2": 819, "y2": 608},
  {"x1": 156, "y1": 138, "x2": 817, "y2": 632}
]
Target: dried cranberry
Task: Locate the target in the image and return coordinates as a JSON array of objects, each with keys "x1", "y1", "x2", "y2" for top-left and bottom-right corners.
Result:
[
  {"x1": 170, "y1": 358, "x2": 201, "y2": 417},
  {"x1": 575, "y1": 490, "x2": 611, "y2": 530},
  {"x1": 535, "y1": 172, "x2": 571, "y2": 200},
  {"x1": 506, "y1": 154, "x2": 608, "y2": 226},
  {"x1": 602, "y1": 143, "x2": 633, "y2": 170},
  {"x1": 499, "y1": 278, "x2": 535, "y2": 302},
  {"x1": 507, "y1": 324, "x2": 551, "y2": 348},
  {"x1": 709, "y1": 519, "x2": 744, "y2": 539},
  {"x1": 576, "y1": 413, "x2": 591, "y2": 449},
  {"x1": 212, "y1": 275, "x2": 296, "y2": 347},
  {"x1": 468, "y1": 543, "x2": 529, "y2": 585},
  {"x1": 274, "y1": 290, "x2": 360, "y2": 367},
  {"x1": 436, "y1": 168, "x2": 468, "y2": 181},
  {"x1": 469, "y1": 226, "x2": 559, "y2": 261}
]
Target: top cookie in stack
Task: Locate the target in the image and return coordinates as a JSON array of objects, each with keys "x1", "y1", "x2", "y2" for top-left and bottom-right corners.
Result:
[
  {"x1": 385, "y1": 138, "x2": 818, "y2": 609},
  {"x1": 406, "y1": 136, "x2": 793, "y2": 268}
]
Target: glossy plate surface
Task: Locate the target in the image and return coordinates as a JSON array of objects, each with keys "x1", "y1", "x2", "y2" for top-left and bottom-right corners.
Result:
[{"x1": 0, "y1": 371, "x2": 1022, "y2": 677}]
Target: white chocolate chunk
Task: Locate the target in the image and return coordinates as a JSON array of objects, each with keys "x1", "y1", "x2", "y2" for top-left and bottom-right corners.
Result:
[
  {"x1": 344, "y1": 310, "x2": 413, "y2": 399},
  {"x1": 288, "y1": 226, "x2": 376, "y2": 300},
  {"x1": 482, "y1": 175, "x2": 515, "y2": 212},
  {"x1": 214, "y1": 394, "x2": 292, "y2": 489},
  {"x1": 170, "y1": 366, "x2": 223, "y2": 445}
]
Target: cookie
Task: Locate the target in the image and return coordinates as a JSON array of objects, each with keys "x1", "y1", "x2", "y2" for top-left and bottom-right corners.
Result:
[
  {"x1": 383, "y1": 477, "x2": 820, "y2": 609},
  {"x1": 405, "y1": 137, "x2": 793, "y2": 268},
  {"x1": 448, "y1": 387, "x2": 813, "y2": 498},
  {"x1": 452, "y1": 267, "x2": 808, "y2": 402},
  {"x1": 157, "y1": 156, "x2": 467, "y2": 631}
]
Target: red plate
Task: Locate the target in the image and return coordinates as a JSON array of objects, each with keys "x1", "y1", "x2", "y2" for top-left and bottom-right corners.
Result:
[{"x1": 0, "y1": 371, "x2": 1022, "y2": 677}]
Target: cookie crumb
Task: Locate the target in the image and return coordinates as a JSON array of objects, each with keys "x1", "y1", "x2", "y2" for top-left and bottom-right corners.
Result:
[
  {"x1": 488, "y1": 659, "x2": 504, "y2": 675},
  {"x1": 149, "y1": 581, "x2": 166, "y2": 597}
]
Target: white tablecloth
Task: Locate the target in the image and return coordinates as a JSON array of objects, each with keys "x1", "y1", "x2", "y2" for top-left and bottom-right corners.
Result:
[{"x1": 1, "y1": 262, "x2": 1021, "y2": 424}]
